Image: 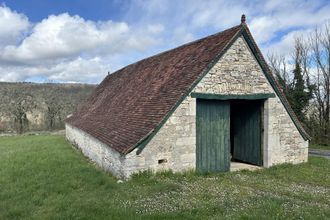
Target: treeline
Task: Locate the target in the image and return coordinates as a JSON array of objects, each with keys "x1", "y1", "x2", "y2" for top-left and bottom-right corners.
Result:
[
  {"x1": 268, "y1": 21, "x2": 330, "y2": 145},
  {"x1": 0, "y1": 82, "x2": 96, "y2": 133}
]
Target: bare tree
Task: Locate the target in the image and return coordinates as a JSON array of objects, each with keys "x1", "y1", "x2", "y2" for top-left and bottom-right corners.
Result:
[
  {"x1": 268, "y1": 37, "x2": 314, "y2": 123},
  {"x1": 267, "y1": 52, "x2": 290, "y2": 92},
  {"x1": 8, "y1": 89, "x2": 36, "y2": 134},
  {"x1": 309, "y1": 22, "x2": 330, "y2": 142},
  {"x1": 45, "y1": 86, "x2": 64, "y2": 130}
]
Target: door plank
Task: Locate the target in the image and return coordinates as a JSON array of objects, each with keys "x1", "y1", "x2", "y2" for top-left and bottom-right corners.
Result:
[{"x1": 196, "y1": 99, "x2": 230, "y2": 172}]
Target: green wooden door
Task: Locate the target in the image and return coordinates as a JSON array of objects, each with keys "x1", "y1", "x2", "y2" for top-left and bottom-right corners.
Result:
[
  {"x1": 196, "y1": 99, "x2": 230, "y2": 172},
  {"x1": 231, "y1": 101, "x2": 262, "y2": 165}
]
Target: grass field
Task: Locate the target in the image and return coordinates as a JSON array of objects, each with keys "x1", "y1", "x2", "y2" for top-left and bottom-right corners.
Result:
[
  {"x1": 0, "y1": 135, "x2": 329, "y2": 220},
  {"x1": 310, "y1": 143, "x2": 330, "y2": 151}
]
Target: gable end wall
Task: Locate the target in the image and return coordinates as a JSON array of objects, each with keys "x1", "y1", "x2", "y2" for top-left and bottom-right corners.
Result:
[{"x1": 123, "y1": 36, "x2": 308, "y2": 177}]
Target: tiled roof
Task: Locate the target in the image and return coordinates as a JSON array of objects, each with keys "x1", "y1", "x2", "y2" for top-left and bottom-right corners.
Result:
[{"x1": 66, "y1": 23, "x2": 309, "y2": 155}]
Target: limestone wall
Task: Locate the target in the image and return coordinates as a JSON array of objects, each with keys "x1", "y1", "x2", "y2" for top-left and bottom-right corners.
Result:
[
  {"x1": 194, "y1": 37, "x2": 273, "y2": 95},
  {"x1": 66, "y1": 123, "x2": 125, "y2": 178},
  {"x1": 264, "y1": 98, "x2": 308, "y2": 166},
  {"x1": 124, "y1": 97, "x2": 197, "y2": 177}
]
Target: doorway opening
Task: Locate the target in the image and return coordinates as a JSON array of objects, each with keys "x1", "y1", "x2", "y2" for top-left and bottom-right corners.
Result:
[
  {"x1": 230, "y1": 100, "x2": 263, "y2": 166},
  {"x1": 196, "y1": 98, "x2": 264, "y2": 173}
]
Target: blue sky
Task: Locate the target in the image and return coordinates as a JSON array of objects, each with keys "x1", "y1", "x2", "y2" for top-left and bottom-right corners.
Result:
[
  {"x1": 3, "y1": 0, "x2": 125, "y2": 22},
  {"x1": 0, "y1": 0, "x2": 329, "y2": 83}
]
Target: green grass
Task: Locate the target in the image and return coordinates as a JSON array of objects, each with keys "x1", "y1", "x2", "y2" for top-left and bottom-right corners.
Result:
[
  {"x1": 310, "y1": 143, "x2": 330, "y2": 151},
  {"x1": 0, "y1": 135, "x2": 329, "y2": 220}
]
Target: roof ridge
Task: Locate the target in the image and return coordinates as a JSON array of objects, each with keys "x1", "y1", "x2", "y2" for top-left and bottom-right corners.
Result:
[
  {"x1": 106, "y1": 24, "x2": 243, "y2": 79},
  {"x1": 67, "y1": 23, "x2": 249, "y2": 154}
]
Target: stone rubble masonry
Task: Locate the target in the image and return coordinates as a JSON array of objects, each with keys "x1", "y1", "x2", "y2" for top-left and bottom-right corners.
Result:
[
  {"x1": 66, "y1": 123, "x2": 125, "y2": 179},
  {"x1": 66, "y1": 36, "x2": 308, "y2": 179}
]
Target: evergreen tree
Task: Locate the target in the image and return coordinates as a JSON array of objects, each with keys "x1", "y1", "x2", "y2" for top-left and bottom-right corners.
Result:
[{"x1": 285, "y1": 62, "x2": 313, "y2": 123}]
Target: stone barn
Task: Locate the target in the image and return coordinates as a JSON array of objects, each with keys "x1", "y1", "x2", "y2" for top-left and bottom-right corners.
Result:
[{"x1": 66, "y1": 16, "x2": 310, "y2": 179}]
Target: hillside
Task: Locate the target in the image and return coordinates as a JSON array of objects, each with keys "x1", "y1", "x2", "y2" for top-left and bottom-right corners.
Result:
[{"x1": 0, "y1": 82, "x2": 96, "y2": 133}]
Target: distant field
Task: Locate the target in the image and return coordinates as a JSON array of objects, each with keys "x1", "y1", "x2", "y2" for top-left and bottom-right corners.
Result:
[
  {"x1": 0, "y1": 135, "x2": 329, "y2": 219},
  {"x1": 310, "y1": 143, "x2": 330, "y2": 151}
]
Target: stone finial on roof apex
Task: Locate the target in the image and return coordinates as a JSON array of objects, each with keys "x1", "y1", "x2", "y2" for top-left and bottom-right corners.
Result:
[{"x1": 241, "y1": 14, "x2": 246, "y2": 24}]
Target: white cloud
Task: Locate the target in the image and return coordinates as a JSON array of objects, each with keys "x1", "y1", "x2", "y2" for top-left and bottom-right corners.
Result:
[
  {"x1": 172, "y1": 27, "x2": 194, "y2": 44},
  {"x1": 0, "y1": 13, "x2": 162, "y2": 64},
  {"x1": 0, "y1": 56, "x2": 111, "y2": 83},
  {"x1": 0, "y1": 5, "x2": 164, "y2": 83},
  {"x1": 124, "y1": 0, "x2": 329, "y2": 47},
  {"x1": 264, "y1": 30, "x2": 305, "y2": 57},
  {"x1": 190, "y1": 0, "x2": 246, "y2": 29},
  {"x1": 147, "y1": 24, "x2": 164, "y2": 35},
  {"x1": 0, "y1": 1, "x2": 329, "y2": 83},
  {"x1": 249, "y1": 16, "x2": 278, "y2": 44},
  {"x1": 48, "y1": 57, "x2": 110, "y2": 82},
  {"x1": 246, "y1": 0, "x2": 330, "y2": 48},
  {"x1": 0, "y1": 4, "x2": 29, "y2": 47}
]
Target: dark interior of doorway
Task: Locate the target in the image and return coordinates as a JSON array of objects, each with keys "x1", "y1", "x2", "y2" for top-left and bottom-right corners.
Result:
[{"x1": 230, "y1": 100, "x2": 263, "y2": 166}]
